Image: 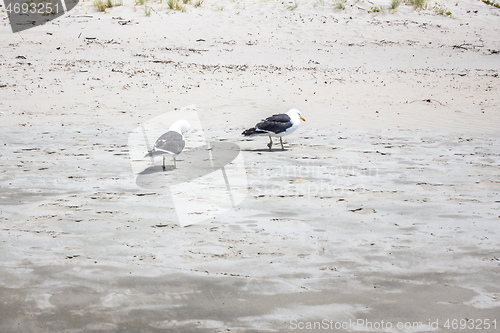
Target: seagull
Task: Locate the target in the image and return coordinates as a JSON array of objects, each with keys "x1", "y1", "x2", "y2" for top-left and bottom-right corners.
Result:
[
  {"x1": 146, "y1": 120, "x2": 190, "y2": 169},
  {"x1": 242, "y1": 109, "x2": 306, "y2": 150}
]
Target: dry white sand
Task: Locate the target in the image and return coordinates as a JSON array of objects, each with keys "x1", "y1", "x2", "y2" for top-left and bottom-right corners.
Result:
[{"x1": 1, "y1": 0, "x2": 499, "y2": 331}]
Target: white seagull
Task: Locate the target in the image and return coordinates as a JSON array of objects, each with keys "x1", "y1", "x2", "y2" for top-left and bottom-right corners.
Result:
[
  {"x1": 242, "y1": 109, "x2": 306, "y2": 150},
  {"x1": 146, "y1": 120, "x2": 190, "y2": 169}
]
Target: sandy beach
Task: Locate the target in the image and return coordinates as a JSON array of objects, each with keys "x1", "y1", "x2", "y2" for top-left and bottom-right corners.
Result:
[{"x1": 1, "y1": 0, "x2": 499, "y2": 331}]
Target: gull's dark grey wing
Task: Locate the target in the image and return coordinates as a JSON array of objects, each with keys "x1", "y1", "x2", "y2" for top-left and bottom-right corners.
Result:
[
  {"x1": 149, "y1": 131, "x2": 185, "y2": 156},
  {"x1": 263, "y1": 113, "x2": 292, "y2": 123},
  {"x1": 255, "y1": 113, "x2": 292, "y2": 134}
]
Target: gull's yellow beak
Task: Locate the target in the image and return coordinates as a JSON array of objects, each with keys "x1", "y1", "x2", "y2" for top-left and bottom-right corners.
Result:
[{"x1": 300, "y1": 116, "x2": 306, "y2": 122}]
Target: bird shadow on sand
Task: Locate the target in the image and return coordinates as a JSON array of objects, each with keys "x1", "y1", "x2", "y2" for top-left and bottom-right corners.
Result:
[
  {"x1": 241, "y1": 148, "x2": 288, "y2": 152},
  {"x1": 136, "y1": 142, "x2": 241, "y2": 189},
  {"x1": 139, "y1": 165, "x2": 176, "y2": 175}
]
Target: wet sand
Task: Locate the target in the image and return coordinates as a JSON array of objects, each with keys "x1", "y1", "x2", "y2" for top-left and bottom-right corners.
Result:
[{"x1": 1, "y1": 0, "x2": 499, "y2": 331}]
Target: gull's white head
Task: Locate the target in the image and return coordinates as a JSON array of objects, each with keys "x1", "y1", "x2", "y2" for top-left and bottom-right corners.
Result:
[
  {"x1": 287, "y1": 109, "x2": 306, "y2": 122},
  {"x1": 169, "y1": 119, "x2": 190, "y2": 135}
]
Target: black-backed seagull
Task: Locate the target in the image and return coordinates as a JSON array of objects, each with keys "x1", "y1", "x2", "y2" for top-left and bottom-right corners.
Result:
[
  {"x1": 242, "y1": 109, "x2": 306, "y2": 150},
  {"x1": 146, "y1": 120, "x2": 190, "y2": 169}
]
